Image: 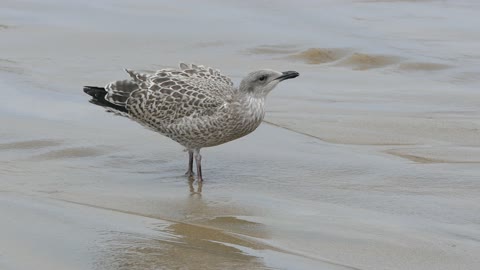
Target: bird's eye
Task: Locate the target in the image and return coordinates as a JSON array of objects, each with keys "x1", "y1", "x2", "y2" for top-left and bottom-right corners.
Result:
[{"x1": 259, "y1": 75, "x2": 267, "y2": 82}]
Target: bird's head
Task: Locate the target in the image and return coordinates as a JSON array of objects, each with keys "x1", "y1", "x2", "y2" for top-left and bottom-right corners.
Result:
[{"x1": 239, "y1": 69, "x2": 299, "y2": 98}]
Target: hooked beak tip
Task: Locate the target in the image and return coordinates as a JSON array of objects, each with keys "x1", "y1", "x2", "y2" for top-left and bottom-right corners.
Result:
[{"x1": 276, "y1": 71, "x2": 299, "y2": 81}]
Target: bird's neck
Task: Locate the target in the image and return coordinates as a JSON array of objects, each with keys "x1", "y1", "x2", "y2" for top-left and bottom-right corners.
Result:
[
  {"x1": 238, "y1": 94, "x2": 266, "y2": 123},
  {"x1": 221, "y1": 94, "x2": 265, "y2": 140}
]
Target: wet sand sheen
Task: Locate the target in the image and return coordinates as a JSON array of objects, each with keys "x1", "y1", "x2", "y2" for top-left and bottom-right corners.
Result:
[
  {"x1": 0, "y1": 193, "x2": 356, "y2": 270},
  {"x1": 2, "y1": 113, "x2": 479, "y2": 269}
]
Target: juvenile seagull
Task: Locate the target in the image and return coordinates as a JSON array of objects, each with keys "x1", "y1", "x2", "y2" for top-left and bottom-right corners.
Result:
[{"x1": 84, "y1": 63, "x2": 299, "y2": 181}]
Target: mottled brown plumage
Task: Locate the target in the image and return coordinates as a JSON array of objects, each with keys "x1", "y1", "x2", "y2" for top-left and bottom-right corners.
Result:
[{"x1": 84, "y1": 63, "x2": 299, "y2": 181}]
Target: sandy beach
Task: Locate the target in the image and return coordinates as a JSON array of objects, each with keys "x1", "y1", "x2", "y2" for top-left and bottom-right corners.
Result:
[{"x1": 1, "y1": 0, "x2": 479, "y2": 269}]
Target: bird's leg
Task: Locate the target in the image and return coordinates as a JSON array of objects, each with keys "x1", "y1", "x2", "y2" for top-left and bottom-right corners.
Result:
[
  {"x1": 185, "y1": 150, "x2": 194, "y2": 177},
  {"x1": 194, "y1": 149, "x2": 203, "y2": 182}
]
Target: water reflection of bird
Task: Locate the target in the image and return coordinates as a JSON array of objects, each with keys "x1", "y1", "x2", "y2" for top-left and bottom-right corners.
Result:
[
  {"x1": 84, "y1": 63, "x2": 299, "y2": 181},
  {"x1": 189, "y1": 179, "x2": 202, "y2": 196}
]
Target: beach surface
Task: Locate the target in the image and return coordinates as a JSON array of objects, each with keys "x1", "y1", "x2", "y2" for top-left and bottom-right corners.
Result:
[{"x1": 1, "y1": 0, "x2": 479, "y2": 269}]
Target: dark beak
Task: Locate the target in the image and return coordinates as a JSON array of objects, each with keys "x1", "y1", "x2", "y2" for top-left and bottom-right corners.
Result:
[{"x1": 276, "y1": 71, "x2": 300, "y2": 81}]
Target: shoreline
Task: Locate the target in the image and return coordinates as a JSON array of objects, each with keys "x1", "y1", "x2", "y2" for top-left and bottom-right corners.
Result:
[{"x1": 1, "y1": 0, "x2": 479, "y2": 269}]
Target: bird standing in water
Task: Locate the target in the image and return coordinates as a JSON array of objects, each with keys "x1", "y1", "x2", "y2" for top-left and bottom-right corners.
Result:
[{"x1": 84, "y1": 63, "x2": 299, "y2": 181}]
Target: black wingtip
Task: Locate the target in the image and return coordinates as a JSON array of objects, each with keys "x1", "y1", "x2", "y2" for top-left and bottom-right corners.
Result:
[
  {"x1": 83, "y1": 86, "x2": 128, "y2": 113},
  {"x1": 83, "y1": 86, "x2": 106, "y2": 98}
]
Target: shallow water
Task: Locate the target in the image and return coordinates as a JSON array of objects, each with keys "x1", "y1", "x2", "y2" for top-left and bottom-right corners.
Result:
[{"x1": 1, "y1": 0, "x2": 480, "y2": 269}]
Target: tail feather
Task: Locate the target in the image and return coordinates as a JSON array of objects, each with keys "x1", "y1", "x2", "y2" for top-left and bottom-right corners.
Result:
[{"x1": 83, "y1": 86, "x2": 128, "y2": 113}]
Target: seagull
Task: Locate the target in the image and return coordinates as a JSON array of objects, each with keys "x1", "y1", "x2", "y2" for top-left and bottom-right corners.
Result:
[{"x1": 84, "y1": 63, "x2": 299, "y2": 181}]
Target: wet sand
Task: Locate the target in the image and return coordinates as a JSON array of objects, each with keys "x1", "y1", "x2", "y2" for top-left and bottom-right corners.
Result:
[{"x1": 1, "y1": 0, "x2": 480, "y2": 269}]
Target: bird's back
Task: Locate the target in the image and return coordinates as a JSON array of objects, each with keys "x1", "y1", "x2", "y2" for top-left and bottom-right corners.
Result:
[
  {"x1": 98, "y1": 63, "x2": 264, "y2": 148},
  {"x1": 105, "y1": 64, "x2": 234, "y2": 121}
]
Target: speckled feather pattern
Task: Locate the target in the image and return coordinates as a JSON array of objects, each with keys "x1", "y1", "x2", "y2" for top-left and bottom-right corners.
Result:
[{"x1": 104, "y1": 63, "x2": 265, "y2": 149}]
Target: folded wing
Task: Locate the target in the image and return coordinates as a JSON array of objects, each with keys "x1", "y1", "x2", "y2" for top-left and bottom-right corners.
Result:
[{"x1": 102, "y1": 63, "x2": 236, "y2": 125}]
